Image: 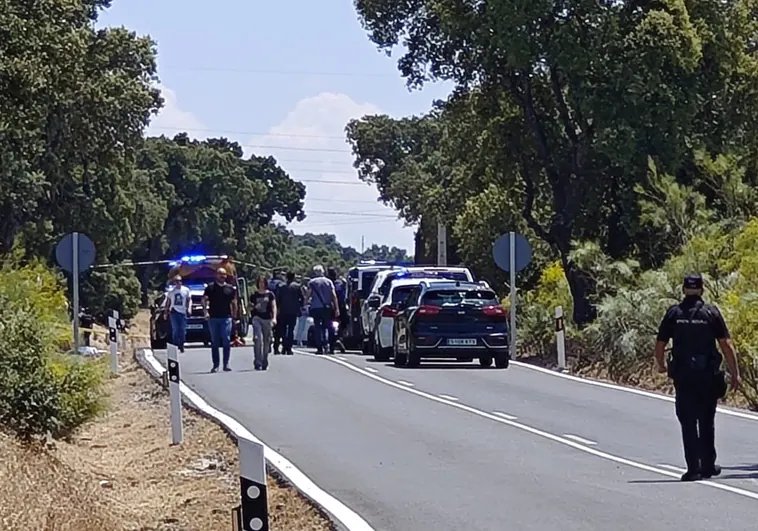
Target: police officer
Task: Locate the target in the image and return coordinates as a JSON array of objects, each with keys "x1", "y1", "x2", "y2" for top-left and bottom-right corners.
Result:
[{"x1": 654, "y1": 273, "x2": 740, "y2": 481}]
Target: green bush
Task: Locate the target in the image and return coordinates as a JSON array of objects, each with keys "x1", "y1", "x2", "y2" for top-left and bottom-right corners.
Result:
[{"x1": 0, "y1": 263, "x2": 105, "y2": 440}]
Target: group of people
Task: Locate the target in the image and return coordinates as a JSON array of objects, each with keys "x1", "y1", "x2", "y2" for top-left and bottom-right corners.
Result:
[
  {"x1": 163, "y1": 264, "x2": 348, "y2": 373},
  {"x1": 249, "y1": 264, "x2": 347, "y2": 370}
]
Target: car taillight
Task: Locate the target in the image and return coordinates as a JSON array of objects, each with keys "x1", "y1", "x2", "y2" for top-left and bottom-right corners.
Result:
[
  {"x1": 482, "y1": 305, "x2": 506, "y2": 317},
  {"x1": 417, "y1": 305, "x2": 440, "y2": 316},
  {"x1": 381, "y1": 306, "x2": 398, "y2": 318}
]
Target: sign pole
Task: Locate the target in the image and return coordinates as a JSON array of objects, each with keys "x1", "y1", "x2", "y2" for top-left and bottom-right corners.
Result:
[
  {"x1": 509, "y1": 232, "x2": 516, "y2": 357},
  {"x1": 72, "y1": 232, "x2": 80, "y2": 352}
]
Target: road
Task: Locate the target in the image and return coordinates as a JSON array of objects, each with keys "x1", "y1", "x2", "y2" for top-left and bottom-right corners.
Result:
[{"x1": 152, "y1": 345, "x2": 758, "y2": 530}]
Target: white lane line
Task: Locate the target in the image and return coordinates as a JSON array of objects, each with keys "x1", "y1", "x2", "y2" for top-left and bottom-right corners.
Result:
[
  {"x1": 509, "y1": 360, "x2": 758, "y2": 422},
  {"x1": 563, "y1": 434, "x2": 597, "y2": 446},
  {"x1": 143, "y1": 350, "x2": 376, "y2": 531},
  {"x1": 396, "y1": 380, "x2": 414, "y2": 387},
  {"x1": 295, "y1": 350, "x2": 758, "y2": 502},
  {"x1": 659, "y1": 464, "x2": 683, "y2": 472},
  {"x1": 492, "y1": 411, "x2": 518, "y2": 420},
  {"x1": 438, "y1": 394, "x2": 459, "y2": 401},
  {"x1": 364, "y1": 367, "x2": 379, "y2": 373},
  {"x1": 336, "y1": 356, "x2": 348, "y2": 360}
]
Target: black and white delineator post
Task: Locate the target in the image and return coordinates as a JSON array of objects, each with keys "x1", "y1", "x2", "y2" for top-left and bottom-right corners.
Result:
[
  {"x1": 232, "y1": 437, "x2": 269, "y2": 531},
  {"x1": 108, "y1": 314, "x2": 119, "y2": 373},
  {"x1": 555, "y1": 306, "x2": 566, "y2": 371},
  {"x1": 166, "y1": 343, "x2": 183, "y2": 445}
]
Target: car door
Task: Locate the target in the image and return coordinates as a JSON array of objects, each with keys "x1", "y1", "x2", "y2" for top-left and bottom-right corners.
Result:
[{"x1": 394, "y1": 286, "x2": 422, "y2": 353}]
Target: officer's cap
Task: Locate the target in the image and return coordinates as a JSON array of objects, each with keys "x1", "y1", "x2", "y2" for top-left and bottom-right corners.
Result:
[{"x1": 683, "y1": 273, "x2": 703, "y2": 290}]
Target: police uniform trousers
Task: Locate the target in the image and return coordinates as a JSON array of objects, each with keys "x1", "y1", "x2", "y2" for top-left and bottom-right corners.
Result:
[{"x1": 674, "y1": 376, "x2": 718, "y2": 472}]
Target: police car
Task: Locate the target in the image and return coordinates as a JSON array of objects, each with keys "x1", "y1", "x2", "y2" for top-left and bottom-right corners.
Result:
[
  {"x1": 392, "y1": 280, "x2": 509, "y2": 368},
  {"x1": 360, "y1": 266, "x2": 475, "y2": 355},
  {"x1": 343, "y1": 260, "x2": 408, "y2": 348}
]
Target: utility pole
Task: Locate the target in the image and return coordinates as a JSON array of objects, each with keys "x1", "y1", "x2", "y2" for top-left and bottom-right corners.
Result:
[{"x1": 437, "y1": 223, "x2": 447, "y2": 266}]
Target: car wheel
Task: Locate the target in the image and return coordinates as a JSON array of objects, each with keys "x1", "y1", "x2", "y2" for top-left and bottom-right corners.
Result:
[
  {"x1": 479, "y1": 355, "x2": 493, "y2": 367},
  {"x1": 406, "y1": 341, "x2": 421, "y2": 368},
  {"x1": 392, "y1": 339, "x2": 406, "y2": 367},
  {"x1": 374, "y1": 333, "x2": 391, "y2": 361},
  {"x1": 495, "y1": 354, "x2": 509, "y2": 369}
]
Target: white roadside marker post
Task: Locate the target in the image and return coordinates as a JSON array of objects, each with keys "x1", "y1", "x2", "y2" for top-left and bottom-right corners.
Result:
[
  {"x1": 555, "y1": 306, "x2": 566, "y2": 371},
  {"x1": 108, "y1": 315, "x2": 119, "y2": 374},
  {"x1": 232, "y1": 437, "x2": 269, "y2": 530},
  {"x1": 166, "y1": 343, "x2": 183, "y2": 445}
]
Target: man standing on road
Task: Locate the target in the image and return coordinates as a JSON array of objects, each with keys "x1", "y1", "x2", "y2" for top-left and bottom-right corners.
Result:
[
  {"x1": 306, "y1": 265, "x2": 339, "y2": 355},
  {"x1": 655, "y1": 273, "x2": 740, "y2": 482},
  {"x1": 202, "y1": 267, "x2": 238, "y2": 373},
  {"x1": 327, "y1": 267, "x2": 348, "y2": 352},
  {"x1": 276, "y1": 271, "x2": 303, "y2": 355},
  {"x1": 165, "y1": 275, "x2": 190, "y2": 353}
]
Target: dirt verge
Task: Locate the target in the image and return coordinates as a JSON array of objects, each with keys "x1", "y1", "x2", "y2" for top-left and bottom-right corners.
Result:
[{"x1": 0, "y1": 351, "x2": 333, "y2": 531}]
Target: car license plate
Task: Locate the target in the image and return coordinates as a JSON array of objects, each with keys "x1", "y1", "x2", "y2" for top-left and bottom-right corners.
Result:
[
  {"x1": 447, "y1": 338, "x2": 476, "y2": 346},
  {"x1": 187, "y1": 324, "x2": 203, "y2": 330}
]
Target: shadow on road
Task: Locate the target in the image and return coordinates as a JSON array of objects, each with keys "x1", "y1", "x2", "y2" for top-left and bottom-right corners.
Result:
[{"x1": 386, "y1": 363, "x2": 501, "y2": 371}]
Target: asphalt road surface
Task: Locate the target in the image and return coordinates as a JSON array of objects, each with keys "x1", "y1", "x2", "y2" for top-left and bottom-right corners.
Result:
[{"x1": 152, "y1": 345, "x2": 758, "y2": 530}]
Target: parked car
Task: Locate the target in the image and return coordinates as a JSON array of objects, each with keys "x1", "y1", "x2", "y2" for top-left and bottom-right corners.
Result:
[{"x1": 392, "y1": 280, "x2": 509, "y2": 368}]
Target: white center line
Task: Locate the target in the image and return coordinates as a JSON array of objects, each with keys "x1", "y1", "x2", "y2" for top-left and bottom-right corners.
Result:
[
  {"x1": 492, "y1": 411, "x2": 518, "y2": 420},
  {"x1": 364, "y1": 367, "x2": 378, "y2": 373},
  {"x1": 438, "y1": 394, "x2": 458, "y2": 401},
  {"x1": 563, "y1": 434, "x2": 597, "y2": 446},
  {"x1": 396, "y1": 380, "x2": 414, "y2": 387}
]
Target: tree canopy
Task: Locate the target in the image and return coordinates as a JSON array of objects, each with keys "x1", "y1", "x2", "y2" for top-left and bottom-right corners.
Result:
[{"x1": 0, "y1": 0, "x2": 410, "y2": 321}]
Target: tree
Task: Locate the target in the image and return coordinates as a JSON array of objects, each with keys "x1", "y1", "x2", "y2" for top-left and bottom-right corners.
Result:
[
  {"x1": 353, "y1": 0, "x2": 758, "y2": 324},
  {"x1": 0, "y1": 0, "x2": 163, "y2": 258}
]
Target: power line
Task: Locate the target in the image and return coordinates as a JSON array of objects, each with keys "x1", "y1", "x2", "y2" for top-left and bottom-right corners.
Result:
[
  {"x1": 150, "y1": 126, "x2": 346, "y2": 140},
  {"x1": 296, "y1": 178, "x2": 365, "y2": 185},
  {"x1": 307, "y1": 210, "x2": 397, "y2": 218},
  {"x1": 159, "y1": 66, "x2": 397, "y2": 77},
  {"x1": 306, "y1": 197, "x2": 382, "y2": 204},
  {"x1": 241, "y1": 144, "x2": 350, "y2": 153}
]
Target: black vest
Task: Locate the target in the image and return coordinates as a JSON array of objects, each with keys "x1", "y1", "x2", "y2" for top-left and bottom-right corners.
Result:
[{"x1": 668, "y1": 298, "x2": 722, "y2": 379}]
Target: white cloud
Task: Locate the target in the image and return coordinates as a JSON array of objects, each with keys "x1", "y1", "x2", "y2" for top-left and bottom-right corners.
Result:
[
  {"x1": 146, "y1": 83, "x2": 207, "y2": 138},
  {"x1": 248, "y1": 92, "x2": 417, "y2": 254}
]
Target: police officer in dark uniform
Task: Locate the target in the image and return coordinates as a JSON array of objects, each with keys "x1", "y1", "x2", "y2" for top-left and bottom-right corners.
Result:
[{"x1": 654, "y1": 273, "x2": 740, "y2": 482}]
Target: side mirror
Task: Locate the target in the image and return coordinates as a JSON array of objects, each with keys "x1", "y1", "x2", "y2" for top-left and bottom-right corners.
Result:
[{"x1": 368, "y1": 297, "x2": 381, "y2": 309}]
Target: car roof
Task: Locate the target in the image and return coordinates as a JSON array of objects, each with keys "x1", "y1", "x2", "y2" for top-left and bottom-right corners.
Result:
[
  {"x1": 388, "y1": 278, "x2": 440, "y2": 289},
  {"x1": 423, "y1": 281, "x2": 492, "y2": 291}
]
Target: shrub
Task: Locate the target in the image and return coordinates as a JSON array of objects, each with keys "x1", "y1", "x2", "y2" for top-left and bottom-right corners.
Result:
[{"x1": 0, "y1": 263, "x2": 105, "y2": 440}]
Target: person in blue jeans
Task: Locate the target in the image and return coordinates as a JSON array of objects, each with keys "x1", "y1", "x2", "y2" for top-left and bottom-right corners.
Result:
[
  {"x1": 306, "y1": 265, "x2": 340, "y2": 354},
  {"x1": 202, "y1": 267, "x2": 238, "y2": 372},
  {"x1": 165, "y1": 275, "x2": 190, "y2": 352}
]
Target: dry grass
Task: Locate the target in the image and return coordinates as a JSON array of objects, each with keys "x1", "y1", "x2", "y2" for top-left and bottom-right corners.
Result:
[{"x1": 0, "y1": 311, "x2": 333, "y2": 531}]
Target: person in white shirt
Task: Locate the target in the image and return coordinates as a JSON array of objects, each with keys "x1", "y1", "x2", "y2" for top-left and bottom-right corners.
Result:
[{"x1": 165, "y1": 275, "x2": 191, "y2": 352}]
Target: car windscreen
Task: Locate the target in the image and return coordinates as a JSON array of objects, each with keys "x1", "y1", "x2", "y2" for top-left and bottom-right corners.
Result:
[
  {"x1": 390, "y1": 285, "x2": 416, "y2": 303},
  {"x1": 359, "y1": 271, "x2": 378, "y2": 297},
  {"x1": 421, "y1": 289, "x2": 497, "y2": 307}
]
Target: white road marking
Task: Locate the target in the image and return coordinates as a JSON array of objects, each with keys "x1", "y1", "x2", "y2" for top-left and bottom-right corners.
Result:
[
  {"x1": 296, "y1": 350, "x2": 758, "y2": 502},
  {"x1": 364, "y1": 367, "x2": 378, "y2": 373},
  {"x1": 396, "y1": 380, "x2": 414, "y2": 387},
  {"x1": 509, "y1": 360, "x2": 758, "y2": 422},
  {"x1": 659, "y1": 464, "x2": 683, "y2": 472},
  {"x1": 438, "y1": 394, "x2": 458, "y2": 401},
  {"x1": 492, "y1": 411, "x2": 518, "y2": 420},
  {"x1": 143, "y1": 350, "x2": 375, "y2": 530},
  {"x1": 563, "y1": 434, "x2": 597, "y2": 446}
]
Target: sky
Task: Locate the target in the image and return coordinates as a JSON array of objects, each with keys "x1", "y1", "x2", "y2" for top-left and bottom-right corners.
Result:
[{"x1": 97, "y1": 1, "x2": 453, "y2": 254}]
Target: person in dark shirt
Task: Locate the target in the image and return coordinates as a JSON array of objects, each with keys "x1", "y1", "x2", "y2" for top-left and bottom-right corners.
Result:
[
  {"x1": 250, "y1": 275, "x2": 277, "y2": 370},
  {"x1": 202, "y1": 267, "x2": 238, "y2": 373},
  {"x1": 276, "y1": 271, "x2": 303, "y2": 355},
  {"x1": 269, "y1": 270, "x2": 287, "y2": 354},
  {"x1": 654, "y1": 273, "x2": 740, "y2": 481}
]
